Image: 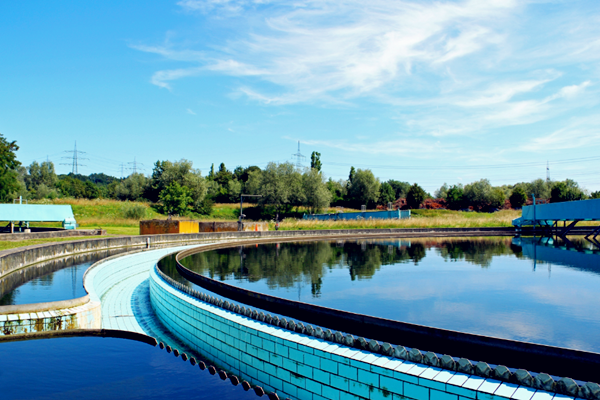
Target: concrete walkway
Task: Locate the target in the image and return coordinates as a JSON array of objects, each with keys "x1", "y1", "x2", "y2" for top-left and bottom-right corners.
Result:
[{"x1": 84, "y1": 245, "x2": 199, "y2": 339}]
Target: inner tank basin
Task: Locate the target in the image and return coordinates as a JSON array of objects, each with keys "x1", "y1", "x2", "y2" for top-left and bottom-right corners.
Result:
[{"x1": 1, "y1": 234, "x2": 599, "y2": 400}]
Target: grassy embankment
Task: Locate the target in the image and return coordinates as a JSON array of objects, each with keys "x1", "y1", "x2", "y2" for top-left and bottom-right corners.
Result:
[
  {"x1": 0, "y1": 199, "x2": 244, "y2": 250},
  {"x1": 0, "y1": 199, "x2": 525, "y2": 251},
  {"x1": 275, "y1": 209, "x2": 521, "y2": 230}
]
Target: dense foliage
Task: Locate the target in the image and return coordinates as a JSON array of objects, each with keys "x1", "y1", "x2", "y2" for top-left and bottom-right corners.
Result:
[
  {"x1": 0, "y1": 133, "x2": 21, "y2": 203},
  {"x1": 5, "y1": 138, "x2": 597, "y2": 217}
]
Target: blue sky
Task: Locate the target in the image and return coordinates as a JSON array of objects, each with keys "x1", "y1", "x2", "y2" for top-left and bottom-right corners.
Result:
[{"x1": 1, "y1": 0, "x2": 599, "y2": 194}]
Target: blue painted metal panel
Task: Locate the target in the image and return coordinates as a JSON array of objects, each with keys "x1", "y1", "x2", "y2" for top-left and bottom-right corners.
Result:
[
  {"x1": 304, "y1": 210, "x2": 411, "y2": 221},
  {"x1": 512, "y1": 198, "x2": 600, "y2": 227},
  {"x1": 0, "y1": 204, "x2": 75, "y2": 222}
]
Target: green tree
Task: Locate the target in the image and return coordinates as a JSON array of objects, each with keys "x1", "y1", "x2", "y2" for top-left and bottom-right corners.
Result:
[
  {"x1": 148, "y1": 159, "x2": 207, "y2": 213},
  {"x1": 26, "y1": 161, "x2": 58, "y2": 188},
  {"x1": 326, "y1": 178, "x2": 346, "y2": 205},
  {"x1": 159, "y1": 182, "x2": 192, "y2": 216},
  {"x1": 348, "y1": 166, "x2": 356, "y2": 185},
  {"x1": 214, "y1": 163, "x2": 232, "y2": 186},
  {"x1": 248, "y1": 162, "x2": 304, "y2": 213},
  {"x1": 434, "y1": 183, "x2": 449, "y2": 199},
  {"x1": 509, "y1": 186, "x2": 527, "y2": 209},
  {"x1": 406, "y1": 183, "x2": 426, "y2": 209},
  {"x1": 387, "y1": 180, "x2": 411, "y2": 199},
  {"x1": 0, "y1": 134, "x2": 21, "y2": 202},
  {"x1": 550, "y1": 179, "x2": 586, "y2": 203},
  {"x1": 489, "y1": 187, "x2": 506, "y2": 209},
  {"x1": 84, "y1": 181, "x2": 100, "y2": 199},
  {"x1": 527, "y1": 178, "x2": 551, "y2": 200},
  {"x1": 379, "y1": 182, "x2": 396, "y2": 205},
  {"x1": 227, "y1": 179, "x2": 242, "y2": 202},
  {"x1": 348, "y1": 169, "x2": 380, "y2": 208},
  {"x1": 24, "y1": 161, "x2": 59, "y2": 199},
  {"x1": 591, "y1": 191, "x2": 600, "y2": 199},
  {"x1": 446, "y1": 184, "x2": 465, "y2": 210},
  {"x1": 57, "y1": 176, "x2": 87, "y2": 198},
  {"x1": 464, "y1": 179, "x2": 494, "y2": 210},
  {"x1": 310, "y1": 151, "x2": 322, "y2": 172},
  {"x1": 114, "y1": 173, "x2": 149, "y2": 201},
  {"x1": 302, "y1": 167, "x2": 331, "y2": 213}
]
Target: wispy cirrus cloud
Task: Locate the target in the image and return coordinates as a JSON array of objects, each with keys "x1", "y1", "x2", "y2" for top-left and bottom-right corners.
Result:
[
  {"x1": 133, "y1": 0, "x2": 600, "y2": 153},
  {"x1": 137, "y1": 0, "x2": 522, "y2": 97},
  {"x1": 517, "y1": 114, "x2": 600, "y2": 153}
]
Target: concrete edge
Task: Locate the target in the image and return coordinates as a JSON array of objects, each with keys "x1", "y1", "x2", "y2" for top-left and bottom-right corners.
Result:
[
  {"x1": 0, "y1": 294, "x2": 91, "y2": 315},
  {"x1": 0, "y1": 229, "x2": 106, "y2": 242}
]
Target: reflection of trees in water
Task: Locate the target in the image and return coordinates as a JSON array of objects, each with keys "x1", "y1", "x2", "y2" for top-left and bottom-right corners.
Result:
[
  {"x1": 0, "y1": 289, "x2": 18, "y2": 306},
  {"x1": 180, "y1": 241, "x2": 429, "y2": 293},
  {"x1": 176, "y1": 238, "x2": 523, "y2": 296},
  {"x1": 180, "y1": 242, "x2": 341, "y2": 296},
  {"x1": 0, "y1": 248, "x2": 134, "y2": 305},
  {"x1": 434, "y1": 237, "x2": 516, "y2": 268},
  {"x1": 345, "y1": 242, "x2": 425, "y2": 280}
]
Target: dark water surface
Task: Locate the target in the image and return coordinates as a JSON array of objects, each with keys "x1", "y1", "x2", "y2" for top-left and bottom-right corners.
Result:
[
  {"x1": 0, "y1": 336, "x2": 255, "y2": 400},
  {"x1": 0, "y1": 249, "x2": 134, "y2": 305},
  {"x1": 179, "y1": 237, "x2": 600, "y2": 352}
]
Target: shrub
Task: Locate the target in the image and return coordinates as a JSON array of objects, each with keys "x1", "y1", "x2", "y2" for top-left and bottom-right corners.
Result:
[{"x1": 122, "y1": 203, "x2": 147, "y2": 219}]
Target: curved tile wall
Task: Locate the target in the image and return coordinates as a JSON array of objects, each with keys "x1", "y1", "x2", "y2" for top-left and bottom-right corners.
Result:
[{"x1": 150, "y1": 262, "x2": 592, "y2": 400}]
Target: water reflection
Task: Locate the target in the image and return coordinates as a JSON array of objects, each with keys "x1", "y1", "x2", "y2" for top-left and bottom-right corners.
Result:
[
  {"x1": 0, "y1": 248, "x2": 134, "y2": 305},
  {"x1": 514, "y1": 236, "x2": 600, "y2": 275},
  {"x1": 178, "y1": 237, "x2": 600, "y2": 352}
]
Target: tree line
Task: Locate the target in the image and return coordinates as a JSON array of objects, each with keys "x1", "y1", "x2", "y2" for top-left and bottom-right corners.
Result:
[{"x1": 1, "y1": 133, "x2": 598, "y2": 217}]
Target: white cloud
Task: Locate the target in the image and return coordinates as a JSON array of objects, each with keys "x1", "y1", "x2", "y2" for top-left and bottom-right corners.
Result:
[
  {"x1": 517, "y1": 115, "x2": 600, "y2": 152},
  {"x1": 150, "y1": 67, "x2": 203, "y2": 90},
  {"x1": 299, "y1": 137, "x2": 459, "y2": 158},
  {"x1": 137, "y1": 0, "x2": 524, "y2": 96},
  {"x1": 552, "y1": 80, "x2": 592, "y2": 101},
  {"x1": 133, "y1": 0, "x2": 600, "y2": 151},
  {"x1": 186, "y1": 108, "x2": 197, "y2": 115}
]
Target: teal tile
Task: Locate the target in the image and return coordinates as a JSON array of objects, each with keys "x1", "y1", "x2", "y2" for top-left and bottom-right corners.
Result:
[
  {"x1": 330, "y1": 374, "x2": 350, "y2": 392},
  {"x1": 371, "y1": 387, "x2": 394, "y2": 400},
  {"x1": 297, "y1": 363, "x2": 314, "y2": 379},
  {"x1": 405, "y1": 382, "x2": 429, "y2": 400},
  {"x1": 358, "y1": 369, "x2": 380, "y2": 387},
  {"x1": 314, "y1": 368, "x2": 331, "y2": 385},
  {"x1": 349, "y1": 380, "x2": 371, "y2": 399},
  {"x1": 430, "y1": 389, "x2": 459, "y2": 400},
  {"x1": 380, "y1": 375, "x2": 403, "y2": 395},
  {"x1": 339, "y1": 363, "x2": 359, "y2": 381},
  {"x1": 305, "y1": 378, "x2": 323, "y2": 396},
  {"x1": 322, "y1": 384, "x2": 341, "y2": 400},
  {"x1": 321, "y1": 358, "x2": 338, "y2": 374}
]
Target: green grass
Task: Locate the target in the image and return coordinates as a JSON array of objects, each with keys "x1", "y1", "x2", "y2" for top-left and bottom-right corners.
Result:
[
  {"x1": 274, "y1": 209, "x2": 521, "y2": 230},
  {"x1": 0, "y1": 199, "x2": 526, "y2": 252},
  {"x1": 0, "y1": 235, "x2": 111, "y2": 251}
]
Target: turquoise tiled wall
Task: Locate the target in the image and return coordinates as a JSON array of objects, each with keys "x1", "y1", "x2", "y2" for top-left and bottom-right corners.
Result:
[{"x1": 149, "y1": 267, "x2": 567, "y2": 400}]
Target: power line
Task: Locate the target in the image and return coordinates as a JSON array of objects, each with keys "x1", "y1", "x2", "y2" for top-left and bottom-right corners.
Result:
[
  {"x1": 60, "y1": 141, "x2": 88, "y2": 174},
  {"x1": 291, "y1": 141, "x2": 306, "y2": 170},
  {"x1": 128, "y1": 157, "x2": 144, "y2": 174}
]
